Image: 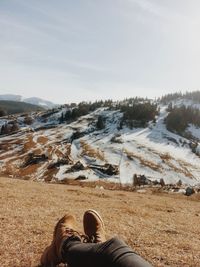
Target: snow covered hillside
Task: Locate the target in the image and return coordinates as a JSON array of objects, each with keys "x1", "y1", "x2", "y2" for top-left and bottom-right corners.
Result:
[{"x1": 1, "y1": 98, "x2": 200, "y2": 186}]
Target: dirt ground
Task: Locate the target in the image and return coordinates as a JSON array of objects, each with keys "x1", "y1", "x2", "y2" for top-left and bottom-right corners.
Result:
[{"x1": 0, "y1": 177, "x2": 200, "y2": 267}]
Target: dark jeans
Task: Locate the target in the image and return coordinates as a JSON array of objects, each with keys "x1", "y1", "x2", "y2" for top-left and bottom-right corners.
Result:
[{"x1": 62, "y1": 236, "x2": 153, "y2": 267}]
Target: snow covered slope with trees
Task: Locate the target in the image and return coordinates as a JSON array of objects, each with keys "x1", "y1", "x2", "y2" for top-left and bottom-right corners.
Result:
[{"x1": 1, "y1": 92, "x2": 200, "y2": 186}]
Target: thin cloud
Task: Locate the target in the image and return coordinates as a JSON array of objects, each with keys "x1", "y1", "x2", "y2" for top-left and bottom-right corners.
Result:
[
  {"x1": 129, "y1": 0, "x2": 164, "y2": 17},
  {"x1": 10, "y1": 0, "x2": 89, "y2": 35},
  {"x1": 126, "y1": 0, "x2": 195, "y2": 24}
]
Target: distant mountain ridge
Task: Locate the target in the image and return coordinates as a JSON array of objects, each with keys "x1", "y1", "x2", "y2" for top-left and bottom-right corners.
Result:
[
  {"x1": 0, "y1": 100, "x2": 44, "y2": 116},
  {"x1": 0, "y1": 94, "x2": 56, "y2": 109}
]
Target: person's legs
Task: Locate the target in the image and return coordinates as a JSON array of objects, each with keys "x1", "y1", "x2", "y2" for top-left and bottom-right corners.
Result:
[
  {"x1": 100, "y1": 237, "x2": 153, "y2": 267},
  {"x1": 41, "y1": 211, "x2": 153, "y2": 267},
  {"x1": 61, "y1": 236, "x2": 108, "y2": 267},
  {"x1": 62, "y1": 236, "x2": 153, "y2": 267}
]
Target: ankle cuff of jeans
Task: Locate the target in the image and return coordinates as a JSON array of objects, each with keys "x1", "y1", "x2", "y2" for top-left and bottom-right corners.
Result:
[{"x1": 61, "y1": 235, "x2": 82, "y2": 261}]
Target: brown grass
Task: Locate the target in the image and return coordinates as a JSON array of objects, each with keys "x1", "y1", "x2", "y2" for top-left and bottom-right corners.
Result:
[
  {"x1": 0, "y1": 134, "x2": 73, "y2": 181},
  {"x1": 0, "y1": 177, "x2": 200, "y2": 267},
  {"x1": 37, "y1": 136, "x2": 48, "y2": 144},
  {"x1": 160, "y1": 152, "x2": 172, "y2": 161},
  {"x1": 80, "y1": 140, "x2": 104, "y2": 161},
  {"x1": 124, "y1": 149, "x2": 162, "y2": 172},
  {"x1": 18, "y1": 164, "x2": 42, "y2": 177},
  {"x1": 23, "y1": 135, "x2": 36, "y2": 152},
  {"x1": 160, "y1": 153, "x2": 194, "y2": 178},
  {"x1": 2, "y1": 163, "x2": 42, "y2": 179}
]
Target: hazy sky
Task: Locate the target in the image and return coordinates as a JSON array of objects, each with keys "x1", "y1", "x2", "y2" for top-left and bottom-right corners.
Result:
[{"x1": 1, "y1": 0, "x2": 200, "y2": 104}]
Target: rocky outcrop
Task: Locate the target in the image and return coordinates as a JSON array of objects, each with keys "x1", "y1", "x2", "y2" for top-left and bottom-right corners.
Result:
[
  {"x1": 90, "y1": 163, "x2": 119, "y2": 175},
  {"x1": 22, "y1": 153, "x2": 48, "y2": 167},
  {"x1": 66, "y1": 161, "x2": 85, "y2": 173},
  {"x1": 47, "y1": 157, "x2": 72, "y2": 169}
]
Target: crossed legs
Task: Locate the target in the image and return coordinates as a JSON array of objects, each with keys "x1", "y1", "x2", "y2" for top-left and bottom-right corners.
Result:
[{"x1": 40, "y1": 210, "x2": 153, "y2": 267}]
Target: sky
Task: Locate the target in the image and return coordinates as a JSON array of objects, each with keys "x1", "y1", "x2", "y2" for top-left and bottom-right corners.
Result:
[{"x1": 0, "y1": 0, "x2": 200, "y2": 104}]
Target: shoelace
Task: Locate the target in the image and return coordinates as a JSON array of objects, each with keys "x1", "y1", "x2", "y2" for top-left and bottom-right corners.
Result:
[
  {"x1": 65, "y1": 228, "x2": 91, "y2": 243},
  {"x1": 87, "y1": 235, "x2": 95, "y2": 243}
]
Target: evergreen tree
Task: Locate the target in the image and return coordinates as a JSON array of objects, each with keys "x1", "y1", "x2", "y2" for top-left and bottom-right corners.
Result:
[
  {"x1": 0, "y1": 109, "x2": 6, "y2": 117},
  {"x1": 59, "y1": 112, "x2": 64, "y2": 124},
  {"x1": 96, "y1": 115, "x2": 105, "y2": 129}
]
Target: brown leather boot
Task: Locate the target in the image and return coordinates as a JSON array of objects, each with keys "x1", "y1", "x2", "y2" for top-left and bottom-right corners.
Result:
[
  {"x1": 83, "y1": 209, "x2": 106, "y2": 243},
  {"x1": 40, "y1": 214, "x2": 80, "y2": 267}
]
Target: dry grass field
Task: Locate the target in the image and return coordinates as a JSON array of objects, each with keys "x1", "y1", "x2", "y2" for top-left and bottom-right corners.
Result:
[{"x1": 0, "y1": 176, "x2": 200, "y2": 267}]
